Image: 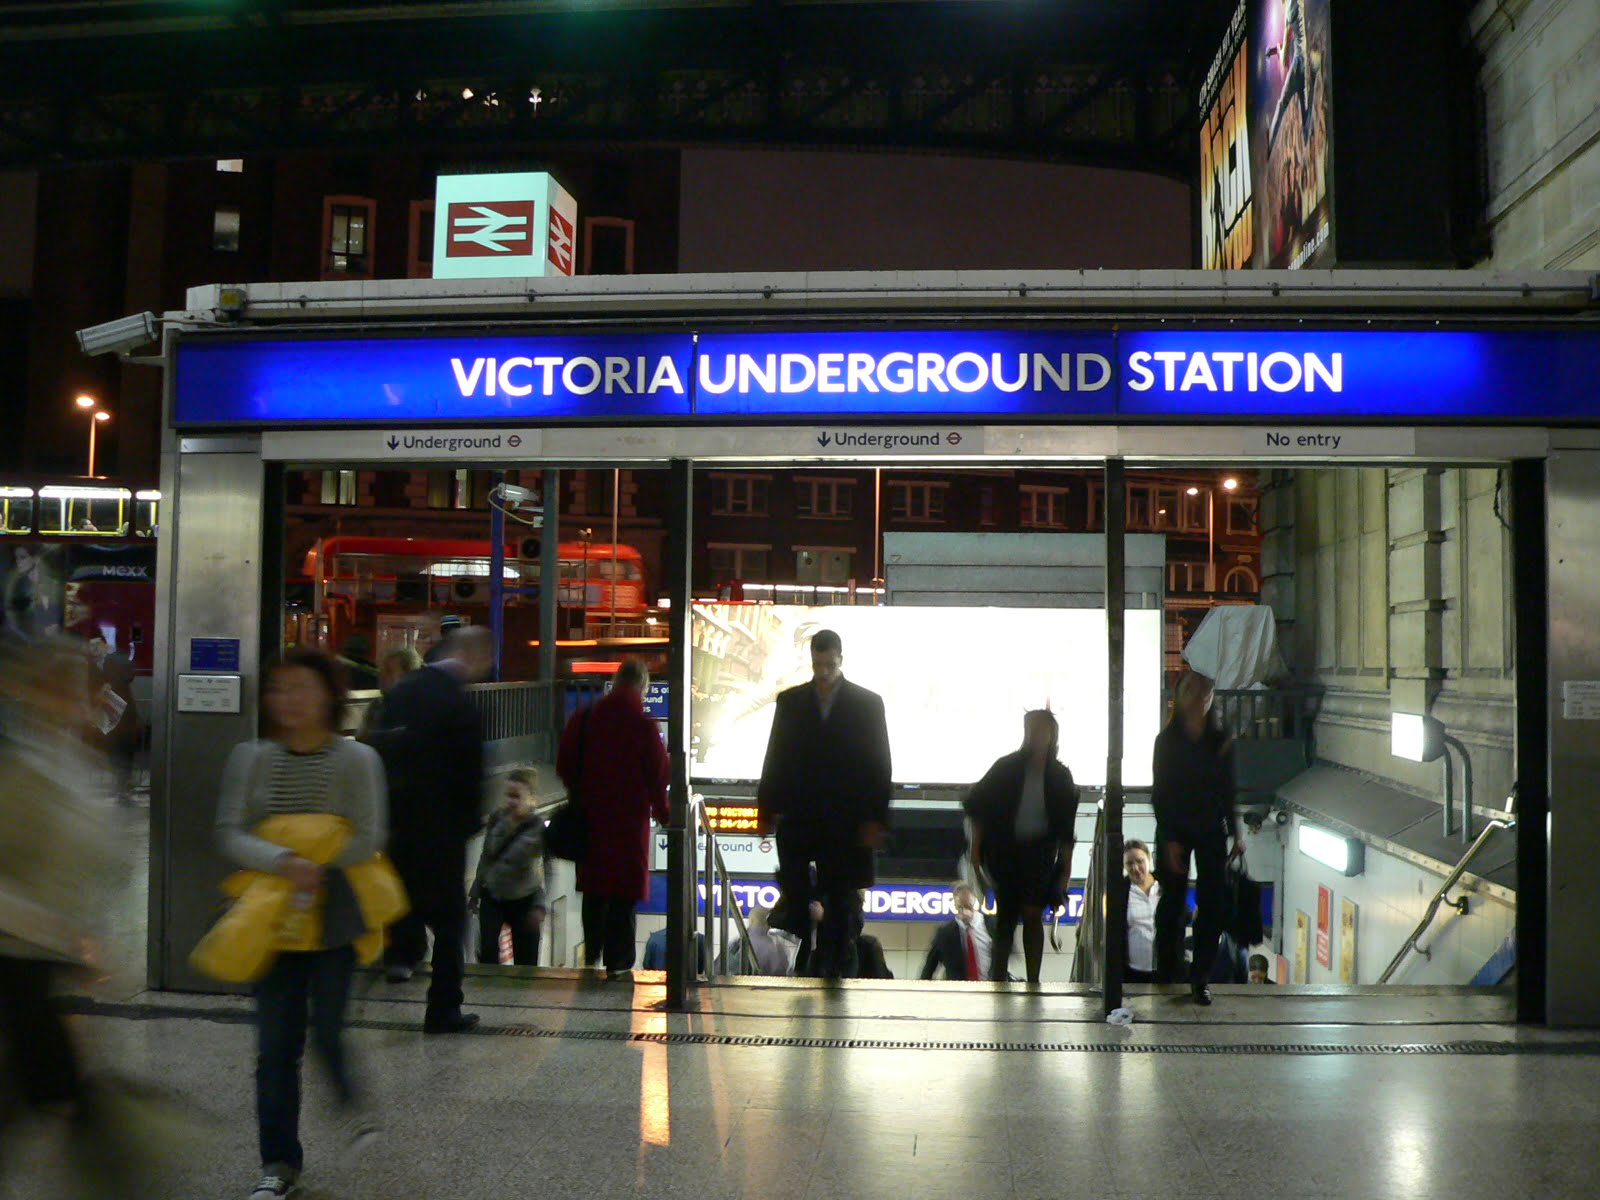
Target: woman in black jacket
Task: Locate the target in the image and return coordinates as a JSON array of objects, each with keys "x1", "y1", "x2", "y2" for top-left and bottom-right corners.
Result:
[
  {"x1": 964, "y1": 710, "x2": 1079, "y2": 985},
  {"x1": 1151, "y1": 670, "x2": 1242, "y2": 1005}
]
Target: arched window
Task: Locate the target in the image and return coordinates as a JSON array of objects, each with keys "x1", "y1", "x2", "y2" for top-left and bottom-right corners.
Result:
[{"x1": 1223, "y1": 566, "x2": 1259, "y2": 595}]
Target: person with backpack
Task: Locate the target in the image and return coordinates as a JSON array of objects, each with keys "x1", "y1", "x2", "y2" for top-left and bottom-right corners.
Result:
[{"x1": 470, "y1": 769, "x2": 547, "y2": 967}]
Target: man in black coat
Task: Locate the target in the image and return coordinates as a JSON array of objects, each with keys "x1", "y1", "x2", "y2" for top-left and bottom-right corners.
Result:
[
  {"x1": 757, "y1": 628, "x2": 892, "y2": 979},
  {"x1": 369, "y1": 625, "x2": 491, "y2": 1033},
  {"x1": 920, "y1": 883, "x2": 996, "y2": 982}
]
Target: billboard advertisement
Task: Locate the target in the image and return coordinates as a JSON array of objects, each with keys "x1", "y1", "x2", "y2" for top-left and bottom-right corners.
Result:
[
  {"x1": 1199, "y1": 2, "x2": 1254, "y2": 269},
  {"x1": 1252, "y1": 0, "x2": 1333, "y2": 267},
  {"x1": 689, "y1": 603, "x2": 1163, "y2": 788},
  {"x1": 1199, "y1": 0, "x2": 1333, "y2": 269}
]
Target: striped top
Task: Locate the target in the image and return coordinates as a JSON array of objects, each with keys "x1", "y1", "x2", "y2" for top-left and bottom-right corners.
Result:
[{"x1": 265, "y1": 742, "x2": 340, "y2": 814}]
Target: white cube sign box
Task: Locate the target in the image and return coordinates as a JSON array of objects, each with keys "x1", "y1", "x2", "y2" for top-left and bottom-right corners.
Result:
[{"x1": 432, "y1": 172, "x2": 577, "y2": 280}]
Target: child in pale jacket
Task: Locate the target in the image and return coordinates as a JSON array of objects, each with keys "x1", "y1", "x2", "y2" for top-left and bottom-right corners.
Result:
[{"x1": 470, "y1": 769, "x2": 547, "y2": 966}]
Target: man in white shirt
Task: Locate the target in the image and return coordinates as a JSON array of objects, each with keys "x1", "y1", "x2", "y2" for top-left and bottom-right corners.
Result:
[{"x1": 1123, "y1": 839, "x2": 1162, "y2": 983}]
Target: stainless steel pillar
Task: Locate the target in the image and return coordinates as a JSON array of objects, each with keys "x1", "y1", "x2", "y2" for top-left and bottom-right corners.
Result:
[
  {"x1": 664, "y1": 458, "x2": 695, "y2": 1007},
  {"x1": 1102, "y1": 458, "x2": 1126, "y2": 1013},
  {"x1": 149, "y1": 438, "x2": 266, "y2": 990}
]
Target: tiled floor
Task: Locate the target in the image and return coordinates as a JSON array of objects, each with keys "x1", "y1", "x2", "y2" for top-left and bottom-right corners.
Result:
[{"x1": 10, "y1": 789, "x2": 1596, "y2": 1198}]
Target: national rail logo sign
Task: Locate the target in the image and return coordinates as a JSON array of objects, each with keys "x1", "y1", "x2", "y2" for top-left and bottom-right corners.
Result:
[
  {"x1": 444, "y1": 201, "x2": 534, "y2": 258},
  {"x1": 432, "y1": 172, "x2": 579, "y2": 280},
  {"x1": 547, "y1": 206, "x2": 575, "y2": 275}
]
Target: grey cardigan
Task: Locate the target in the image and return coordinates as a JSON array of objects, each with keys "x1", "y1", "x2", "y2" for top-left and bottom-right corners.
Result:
[
  {"x1": 472, "y1": 810, "x2": 547, "y2": 905},
  {"x1": 215, "y1": 738, "x2": 388, "y2": 874}
]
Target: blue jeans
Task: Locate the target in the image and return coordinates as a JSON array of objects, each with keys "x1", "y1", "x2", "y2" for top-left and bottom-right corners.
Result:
[{"x1": 254, "y1": 946, "x2": 357, "y2": 1172}]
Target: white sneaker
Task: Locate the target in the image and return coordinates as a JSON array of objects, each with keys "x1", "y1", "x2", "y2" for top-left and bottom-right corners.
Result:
[{"x1": 250, "y1": 1169, "x2": 298, "y2": 1199}]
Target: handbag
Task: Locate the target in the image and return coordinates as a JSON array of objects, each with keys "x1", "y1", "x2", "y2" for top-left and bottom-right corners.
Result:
[
  {"x1": 1224, "y1": 859, "x2": 1265, "y2": 947},
  {"x1": 545, "y1": 708, "x2": 591, "y2": 862}
]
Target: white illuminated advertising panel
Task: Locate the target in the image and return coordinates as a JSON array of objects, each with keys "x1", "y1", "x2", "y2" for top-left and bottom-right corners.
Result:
[
  {"x1": 690, "y1": 604, "x2": 1161, "y2": 787},
  {"x1": 432, "y1": 172, "x2": 577, "y2": 280}
]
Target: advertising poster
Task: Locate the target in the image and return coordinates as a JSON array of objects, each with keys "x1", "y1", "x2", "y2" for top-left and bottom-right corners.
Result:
[
  {"x1": 1316, "y1": 883, "x2": 1333, "y2": 969},
  {"x1": 1340, "y1": 897, "x2": 1358, "y2": 984},
  {"x1": 1294, "y1": 909, "x2": 1310, "y2": 983},
  {"x1": 688, "y1": 603, "x2": 1163, "y2": 787},
  {"x1": 1198, "y1": 1, "x2": 1255, "y2": 269},
  {"x1": 1251, "y1": 0, "x2": 1333, "y2": 267}
]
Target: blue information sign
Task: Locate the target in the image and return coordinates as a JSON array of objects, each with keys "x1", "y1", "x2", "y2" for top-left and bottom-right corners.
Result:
[
  {"x1": 174, "y1": 332, "x2": 695, "y2": 425},
  {"x1": 173, "y1": 327, "x2": 1600, "y2": 426},
  {"x1": 189, "y1": 637, "x2": 241, "y2": 671},
  {"x1": 693, "y1": 329, "x2": 1115, "y2": 417}
]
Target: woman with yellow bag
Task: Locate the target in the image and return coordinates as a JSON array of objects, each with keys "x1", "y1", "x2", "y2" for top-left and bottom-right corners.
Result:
[{"x1": 214, "y1": 649, "x2": 390, "y2": 1200}]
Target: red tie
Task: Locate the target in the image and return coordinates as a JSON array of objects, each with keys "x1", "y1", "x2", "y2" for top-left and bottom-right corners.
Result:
[{"x1": 964, "y1": 925, "x2": 980, "y2": 981}]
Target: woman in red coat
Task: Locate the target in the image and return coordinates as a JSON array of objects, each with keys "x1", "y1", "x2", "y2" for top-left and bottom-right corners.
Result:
[{"x1": 556, "y1": 657, "x2": 669, "y2": 980}]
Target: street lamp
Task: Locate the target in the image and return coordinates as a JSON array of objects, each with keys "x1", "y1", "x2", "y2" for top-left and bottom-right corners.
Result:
[{"x1": 75, "y1": 396, "x2": 110, "y2": 477}]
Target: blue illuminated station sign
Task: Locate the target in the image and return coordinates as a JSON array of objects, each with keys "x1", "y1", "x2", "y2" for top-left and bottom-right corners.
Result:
[{"x1": 172, "y1": 327, "x2": 1600, "y2": 426}]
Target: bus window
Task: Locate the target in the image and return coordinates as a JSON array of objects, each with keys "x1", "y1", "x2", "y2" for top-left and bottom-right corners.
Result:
[
  {"x1": 37, "y1": 486, "x2": 131, "y2": 536},
  {"x1": 0, "y1": 487, "x2": 33, "y2": 534},
  {"x1": 135, "y1": 490, "x2": 160, "y2": 538}
]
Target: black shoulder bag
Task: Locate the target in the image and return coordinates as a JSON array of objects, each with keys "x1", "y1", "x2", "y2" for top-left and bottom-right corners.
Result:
[{"x1": 545, "y1": 708, "x2": 591, "y2": 862}]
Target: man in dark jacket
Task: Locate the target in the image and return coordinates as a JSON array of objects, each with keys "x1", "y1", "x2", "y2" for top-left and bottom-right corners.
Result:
[
  {"x1": 370, "y1": 625, "x2": 490, "y2": 1033},
  {"x1": 920, "y1": 882, "x2": 995, "y2": 981},
  {"x1": 757, "y1": 628, "x2": 892, "y2": 979}
]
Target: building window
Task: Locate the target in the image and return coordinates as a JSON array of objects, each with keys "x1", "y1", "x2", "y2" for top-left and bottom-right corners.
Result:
[
  {"x1": 708, "y1": 544, "x2": 770, "y2": 581},
  {"x1": 1021, "y1": 485, "x2": 1068, "y2": 528},
  {"x1": 1181, "y1": 491, "x2": 1208, "y2": 531},
  {"x1": 710, "y1": 474, "x2": 770, "y2": 516},
  {"x1": 584, "y1": 216, "x2": 635, "y2": 275},
  {"x1": 888, "y1": 481, "x2": 946, "y2": 522},
  {"x1": 322, "y1": 195, "x2": 375, "y2": 279},
  {"x1": 1152, "y1": 488, "x2": 1181, "y2": 530},
  {"x1": 216, "y1": 158, "x2": 244, "y2": 173},
  {"x1": 979, "y1": 486, "x2": 996, "y2": 527},
  {"x1": 1169, "y1": 561, "x2": 1212, "y2": 593},
  {"x1": 796, "y1": 477, "x2": 854, "y2": 519},
  {"x1": 212, "y1": 206, "x2": 241, "y2": 252},
  {"x1": 796, "y1": 548, "x2": 852, "y2": 585},
  {"x1": 320, "y1": 470, "x2": 357, "y2": 506},
  {"x1": 1223, "y1": 565, "x2": 1259, "y2": 594},
  {"x1": 407, "y1": 200, "x2": 435, "y2": 279},
  {"x1": 1227, "y1": 497, "x2": 1258, "y2": 535}
]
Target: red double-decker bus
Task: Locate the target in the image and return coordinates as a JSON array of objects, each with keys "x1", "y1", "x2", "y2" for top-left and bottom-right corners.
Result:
[
  {"x1": 0, "y1": 478, "x2": 159, "y2": 673},
  {"x1": 290, "y1": 535, "x2": 651, "y2": 669}
]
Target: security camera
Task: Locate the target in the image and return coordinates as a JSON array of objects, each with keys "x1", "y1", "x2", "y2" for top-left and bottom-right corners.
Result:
[
  {"x1": 76, "y1": 311, "x2": 159, "y2": 358},
  {"x1": 494, "y1": 483, "x2": 537, "y2": 505},
  {"x1": 1274, "y1": 809, "x2": 1290, "y2": 827}
]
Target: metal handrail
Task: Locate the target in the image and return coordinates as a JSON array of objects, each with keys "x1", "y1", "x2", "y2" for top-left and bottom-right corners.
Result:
[
  {"x1": 1070, "y1": 802, "x2": 1108, "y2": 985},
  {"x1": 693, "y1": 797, "x2": 755, "y2": 977},
  {"x1": 1377, "y1": 814, "x2": 1515, "y2": 984}
]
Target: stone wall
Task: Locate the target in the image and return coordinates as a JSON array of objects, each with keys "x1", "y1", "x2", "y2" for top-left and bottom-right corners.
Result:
[
  {"x1": 1473, "y1": 0, "x2": 1600, "y2": 268},
  {"x1": 1262, "y1": 467, "x2": 1516, "y2": 814}
]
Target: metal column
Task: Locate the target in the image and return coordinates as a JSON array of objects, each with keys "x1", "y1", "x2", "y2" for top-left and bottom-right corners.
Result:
[
  {"x1": 540, "y1": 470, "x2": 560, "y2": 680},
  {"x1": 1511, "y1": 458, "x2": 1548, "y2": 1024},
  {"x1": 488, "y1": 470, "x2": 505, "y2": 682},
  {"x1": 1544, "y1": 446, "x2": 1600, "y2": 1026},
  {"x1": 664, "y1": 458, "x2": 696, "y2": 1008},
  {"x1": 1102, "y1": 458, "x2": 1126, "y2": 1014}
]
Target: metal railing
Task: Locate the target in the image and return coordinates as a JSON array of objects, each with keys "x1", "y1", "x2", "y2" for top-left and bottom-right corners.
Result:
[
  {"x1": 1069, "y1": 802, "x2": 1108, "y2": 986},
  {"x1": 1377, "y1": 808, "x2": 1517, "y2": 985},
  {"x1": 694, "y1": 796, "x2": 755, "y2": 977},
  {"x1": 342, "y1": 678, "x2": 578, "y2": 759}
]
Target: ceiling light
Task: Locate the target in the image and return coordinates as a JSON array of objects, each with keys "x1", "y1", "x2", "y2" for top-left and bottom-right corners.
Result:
[
  {"x1": 461, "y1": 87, "x2": 474, "y2": 100},
  {"x1": 1298, "y1": 822, "x2": 1365, "y2": 876},
  {"x1": 74, "y1": 394, "x2": 97, "y2": 409},
  {"x1": 1222, "y1": 477, "x2": 1239, "y2": 491},
  {"x1": 1186, "y1": 486, "x2": 1200, "y2": 496},
  {"x1": 94, "y1": 411, "x2": 110, "y2": 422}
]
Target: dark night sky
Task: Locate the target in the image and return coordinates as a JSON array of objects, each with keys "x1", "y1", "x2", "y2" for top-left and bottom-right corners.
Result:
[{"x1": 680, "y1": 149, "x2": 1191, "y2": 273}]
